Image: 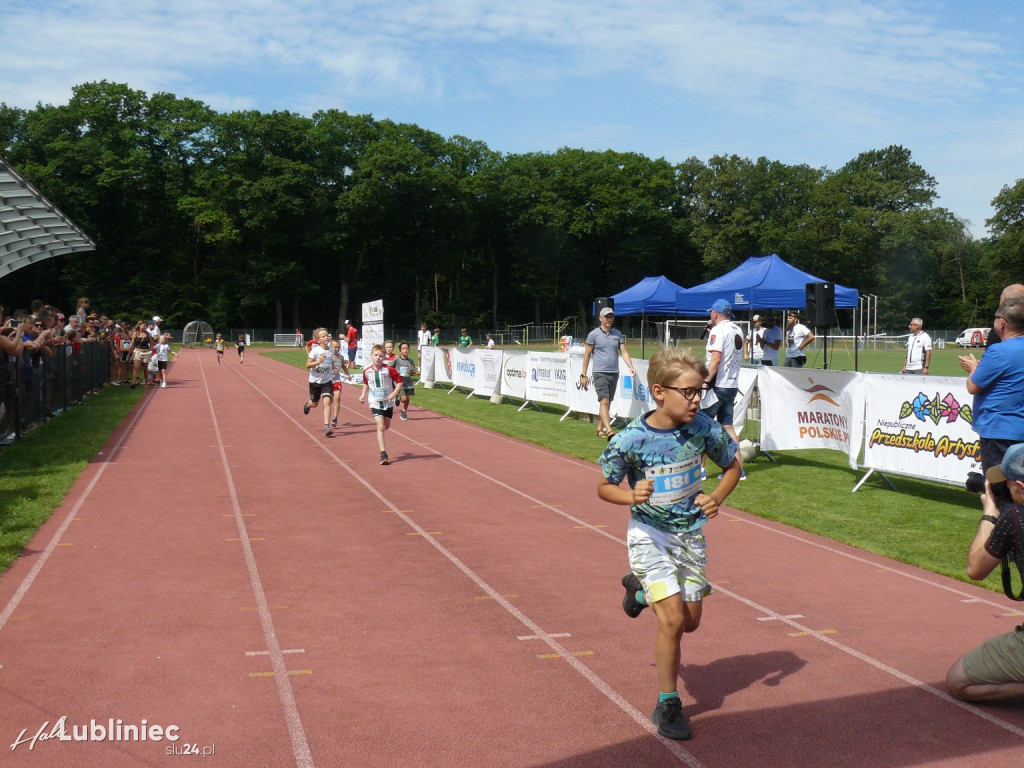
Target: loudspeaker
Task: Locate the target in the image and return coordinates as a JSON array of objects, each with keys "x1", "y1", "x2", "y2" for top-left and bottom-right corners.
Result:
[
  {"x1": 805, "y1": 282, "x2": 835, "y2": 327},
  {"x1": 594, "y1": 297, "x2": 613, "y2": 319}
]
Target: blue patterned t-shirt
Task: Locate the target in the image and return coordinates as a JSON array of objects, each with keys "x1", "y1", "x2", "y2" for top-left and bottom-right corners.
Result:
[{"x1": 599, "y1": 410, "x2": 738, "y2": 533}]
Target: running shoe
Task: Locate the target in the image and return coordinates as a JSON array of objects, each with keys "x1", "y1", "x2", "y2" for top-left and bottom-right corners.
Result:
[
  {"x1": 621, "y1": 573, "x2": 647, "y2": 618},
  {"x1": 716, "y1": 470, "x2": 747, "y2": 481},
  {"x1": 303, "y1": 402, "x2": 311, "y2": 415},
  {"x1": 331, "y1": 416, "x2": 338, "y2": 427},
  {"x1": 400, "y1": 411, "x2": 408, "y2": 421},
  {"x1": 651, "y1": 697, "x2": 691, "y2": 740},
  {"x1": 699, "y1": 468, "x2": 706, "y2": 481},
  {"x1": 160, "y1": 381, "x2": 166, "y2": 388},
  {"x1": 380, "y1": 451, "x2": 389, "y2": 465},
  {"x1": 323, "y1": 424, "x2": 333, "y2": 436}
]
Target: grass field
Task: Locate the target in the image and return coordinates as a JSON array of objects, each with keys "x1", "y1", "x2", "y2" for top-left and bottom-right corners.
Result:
[{"x1": 0, "y1": 342, "x2": 1002, "y2": 597}]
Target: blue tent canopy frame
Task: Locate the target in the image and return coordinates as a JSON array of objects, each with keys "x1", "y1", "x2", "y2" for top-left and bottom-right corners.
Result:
[
  {"x1": 607, "y1": 275, "x2": 686, "y2": 316},
  {"x1": 673, "y1": 253, "x2": 858, "y2": 315}
]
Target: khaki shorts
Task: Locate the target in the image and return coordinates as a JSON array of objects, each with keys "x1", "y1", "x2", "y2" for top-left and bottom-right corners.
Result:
[
  {"x1": 962, "y1": 625, "x2": 1024, "y2": 686},
  {"x1": 133, "y1": 349, "x2": 152, "y2": 364},
  {"x1": 626, "y1": 518, "x2": 712, "y2": 604}
]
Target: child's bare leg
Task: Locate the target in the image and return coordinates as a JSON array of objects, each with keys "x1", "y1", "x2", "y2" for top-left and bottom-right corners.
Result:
[
  {"x1": 376, "y1": 417, "x2": 388, "y2": 451},
  {"x1": 651, "y1": 595, "x2": 702, "y2": 693}
]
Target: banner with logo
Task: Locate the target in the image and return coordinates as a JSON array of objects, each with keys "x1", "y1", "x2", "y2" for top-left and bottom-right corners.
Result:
[
  {"x1": 472, "y1": 349, "x2": 502, "y2": 397},
  {"x1": 526, "y1": 352, "x2": 569, "y2": 406},
  {"x1": 450, "y1": 347, "x2": 477, "y2": 391},
  {"x1": 361, "y1": 299, "x2": 384, "y2": 346},
  {"x1": 758, "y1": 367, "x2": 865, "y2": 467},
  {"x1": 419, "y1": 346, "x2": 437, "y2": 384},
  {"x1": 499, "y1": 350, "x2": 529, "y2": 400},
  {"x1": 861, "y1": 374, "x2": 980, "y2": 483}
]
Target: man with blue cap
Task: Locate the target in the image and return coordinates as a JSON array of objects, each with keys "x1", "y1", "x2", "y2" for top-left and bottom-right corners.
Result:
[
  {"x1": 947, "y1": 443, "x2": 1024, "y2": 701},
  {"x1": 701, "y1": 299, "x2": 745, "y2": 480}
]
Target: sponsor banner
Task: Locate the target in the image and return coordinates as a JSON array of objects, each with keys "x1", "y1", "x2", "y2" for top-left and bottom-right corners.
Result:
[
  {"x1": 419, "y1": 347, "x2": 437, "y2": 384},
  {"x1": 437, "y1": 347, "x2": 453, "y2": 384},
  {"x1": 862, "y1": 374, "x2": 980, "y2": 483},
  {"x1": 500, "y1": 350, "x2": 529, "y2": 399},
  {"x1": 759, "y1": 368, "x2": 865, "y2": 467},
  {"x1": 361, "y1": 299, "x2": 384, "y2": 324},
  {"x1": 474, "y1": 349, "x2": 502, "y2": 397},
  {"x1": 362, "y1": 324, "x2": 384, "y2": 347},
  {"x1": 450, "y1": 347, "x2": 476, "y2": 390},
  {"x1": 567, "y1": 352, "x2": 601, "y2": 415},
  {"x1": 526, "y1": 352, "x2": 569, "y2": 405},
  {"x1": 612, "y1": 361, "x2": 655, "y2": 421}
]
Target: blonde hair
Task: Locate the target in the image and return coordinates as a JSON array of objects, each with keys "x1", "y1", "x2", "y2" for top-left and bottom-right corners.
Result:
[
  {"x1": 313, "y1": 327, "x2": 328, "y2": 339},
  {"x1": 646, "y1": 347, "x2": 708, "y2": 389}
]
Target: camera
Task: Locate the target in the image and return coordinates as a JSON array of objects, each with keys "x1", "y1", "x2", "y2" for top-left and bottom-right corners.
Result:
[{"x1": 965, "y1": 471, "x2": 986, "y2": 494}]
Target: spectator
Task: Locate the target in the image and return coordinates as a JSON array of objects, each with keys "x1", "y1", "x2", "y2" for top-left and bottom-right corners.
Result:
[
  {"x1": 580, "y1": 307, "x2": 636, "y2": 439},
  {"x1": 459, "y1": 328, "x2": 473, "y2": 348},
  {"x1": 744, "y1": 315, "x2": 764, "y2": 365},
  {"x1": 901, "y1": 317, "x2": 932, "y2": 375},
  {"x1": 701, "y1": 299, "x2": 745, "y2": 481},
  {"x1": 946, "y1": 444, "x2": 1024, "y2": 701},
  {"x1": 344, "y1": 320, "x2": 359, "y2": 368},
  {"x1": 985, "y1": 284, "x2": 1024, "y2": 347},
  {"x1": 959, "y1": 298, "x2": 1024, "y2": 506},
  {"x1": 758, "y1": 313, "x2": 783, "y2": 366},
  {"x1": 784, "y1": 312, "x2": 815, "y2": 368}
]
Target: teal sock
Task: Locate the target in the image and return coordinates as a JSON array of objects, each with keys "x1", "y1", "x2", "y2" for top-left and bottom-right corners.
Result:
[
  {"x1": 635, "y1": 590, "x2": 647, "y2": 606},
  {"x1": 659, "y1": 691, "x2": 680, "y2": 702}
]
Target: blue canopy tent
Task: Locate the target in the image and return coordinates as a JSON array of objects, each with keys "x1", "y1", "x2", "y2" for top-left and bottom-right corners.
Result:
[
  {"x1": 607, "y1": 275, "x2": 687, "y2": 355},
  {"x1": 673, "y1": 253, "x2": 858, "y2": 315}
]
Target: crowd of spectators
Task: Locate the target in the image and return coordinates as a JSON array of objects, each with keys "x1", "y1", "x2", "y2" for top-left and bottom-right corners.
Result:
[{"x1": 1, "y1": 296, "x2": 166, "y2": 440}]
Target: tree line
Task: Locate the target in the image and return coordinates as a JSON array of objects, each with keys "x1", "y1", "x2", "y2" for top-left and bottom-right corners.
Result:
[{"x1": 1, "y1": 81, "x2": 1020, "y2": 332}]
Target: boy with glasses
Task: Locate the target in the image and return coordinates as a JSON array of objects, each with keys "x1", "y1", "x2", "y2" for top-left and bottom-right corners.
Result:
[{"x1": 597, "y1": 347, "x2": 740, "y2": 740}]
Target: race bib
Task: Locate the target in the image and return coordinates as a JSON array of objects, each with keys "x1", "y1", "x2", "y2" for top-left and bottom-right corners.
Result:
[{"x1": 644, "y1": 457, "x2": 701, "y2": 506}]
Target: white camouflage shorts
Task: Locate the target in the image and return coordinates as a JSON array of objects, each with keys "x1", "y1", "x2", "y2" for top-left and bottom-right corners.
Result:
[{"x1": 626, "y1": 518, "x2": 712, "y2": 604}]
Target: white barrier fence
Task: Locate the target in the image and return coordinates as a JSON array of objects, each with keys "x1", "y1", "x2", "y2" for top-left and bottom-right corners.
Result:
[{"x1": 418, "y1": 347, "x2": 980, "y2": 491}]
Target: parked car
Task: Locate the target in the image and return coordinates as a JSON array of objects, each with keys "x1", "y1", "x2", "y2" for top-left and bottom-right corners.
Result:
[{"x1": 955, "y1": 327, "x2": 989, "y2": 347}]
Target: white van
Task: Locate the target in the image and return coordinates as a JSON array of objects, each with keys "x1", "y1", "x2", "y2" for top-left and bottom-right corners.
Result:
[{"x1": 955, "y1": 327, "x2": 989, "y2": 347}]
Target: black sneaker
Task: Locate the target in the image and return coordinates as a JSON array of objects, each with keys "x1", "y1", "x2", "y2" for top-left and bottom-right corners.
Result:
[
  {"x1": 331, "y1": 416, "x2": 338, "y2": 427},
  {"x1": 323, "y1": 424, "x2": 333, "y2": 436},
  {"x1": 621, "y1": 573, "x2": 646, "y2": 618},
  {"x1": 380, "y1": 451, "x2": 389, "y2": 465},
  {"x1": 303, "y1": 402, "x2": 311, "y2": 415},
  {"x1": 651, "y1": 697, "x2": 691, "y2": 740}
]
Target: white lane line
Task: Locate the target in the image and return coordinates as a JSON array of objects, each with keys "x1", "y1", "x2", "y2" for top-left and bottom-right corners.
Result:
[
  {"x1": 199, "y1": 357, "x2": 314, "y2": 768},
  {"x1": 0, "y1": 389, "x2": 155, "y2": 633},
  {"x1": 242, "y1": 356, "x2": 1024, "y2": 744}
]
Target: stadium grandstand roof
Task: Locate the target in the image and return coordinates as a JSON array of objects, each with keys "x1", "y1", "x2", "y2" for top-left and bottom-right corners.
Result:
[{"x1": 0, "y1": 156, "x2": 95, "y2": 278}]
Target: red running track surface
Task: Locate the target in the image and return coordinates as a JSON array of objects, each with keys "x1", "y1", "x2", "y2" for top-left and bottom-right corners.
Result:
[{"x1": 1, "y1": 347, "x2": 1022, "y2": 767}]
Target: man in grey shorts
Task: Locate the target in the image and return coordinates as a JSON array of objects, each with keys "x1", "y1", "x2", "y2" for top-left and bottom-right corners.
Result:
[
  {"x1": 947, "y1": 443, "x2": 1024, "y2": 701},
  {"x1": 580, "y1": 306, "x2": 636, "y2": 439}
]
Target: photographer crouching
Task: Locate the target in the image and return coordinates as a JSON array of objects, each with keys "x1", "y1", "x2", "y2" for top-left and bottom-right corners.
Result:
[{"x1": 947, "y1": 444, "x2": 1024, "y2": 702}]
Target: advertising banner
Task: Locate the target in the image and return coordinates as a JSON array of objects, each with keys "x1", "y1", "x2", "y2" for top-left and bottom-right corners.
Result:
[
  {"x1": 526, "y1": 352, "x2": 569, "y2": 406},
  {"x1": 450, "y1": 347, "x2": 476, "y2": 391},
  {"x1": 419, "y1": 346, "x2": 437, "y2": 384},
  {"x1": 861, "y1": 374, "x2": 980, "y2": 483},
  {"x1": 473, "y1": 349, "x2": 502, "y2": 397},
  {"x1": 499, "y1": 350, "x2": 529, "y2": 400},
  {"x1": 759, "y1": 368, "x2": 865, "y2": 467},
  {"x1": 361, "y1": 299, "x2": 384, "y2": 347}
]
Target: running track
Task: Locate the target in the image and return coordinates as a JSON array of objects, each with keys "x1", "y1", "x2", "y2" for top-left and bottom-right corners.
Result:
[{"x1": 1, "y1": 347, "x2": 1023, "y2": 767}]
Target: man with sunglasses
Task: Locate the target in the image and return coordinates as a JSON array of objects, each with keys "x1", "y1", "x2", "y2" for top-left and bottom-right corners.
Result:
[{"x1": 959, "y1": 298, "x2": 1024, "y2": 506}]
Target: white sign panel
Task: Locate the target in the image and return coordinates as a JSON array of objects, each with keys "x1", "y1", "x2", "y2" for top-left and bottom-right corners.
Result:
[
  {"x1": 862, "y1": 374, "x2": 980, "y2": 483},
  {"x1": 500, "y1": 351, "x2": 529, "y2": 399},
  {"x1": 526, "y1": 352, "x2": 569, "y2": 405}
]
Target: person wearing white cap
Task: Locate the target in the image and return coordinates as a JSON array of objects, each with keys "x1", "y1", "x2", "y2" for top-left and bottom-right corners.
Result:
[
  {"x1": 947, "y1": 443, "x2": 1024, "y2": 702},
  {"x1": 581, "y1": 306, "x2": 636, "y2": 439},
  {"x1": 148, "y1": 315, "x2": 162, "y2": 341}
]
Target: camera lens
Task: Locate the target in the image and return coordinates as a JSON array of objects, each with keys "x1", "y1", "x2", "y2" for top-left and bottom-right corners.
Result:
[{"x1": 965, "y1": 472, "x2": 986, "y2": 494}]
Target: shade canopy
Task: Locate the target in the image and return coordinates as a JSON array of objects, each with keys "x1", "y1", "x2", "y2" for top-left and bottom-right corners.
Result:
[
  {"x1": 608, "y1": 275, "x2": 686, "y2": 316},
  {"x1": 0, "y1": 156, "x2": 95, "y2": 278},
  {"x1": 673, "y1": 253, "x2": 858, "y2": 315}
]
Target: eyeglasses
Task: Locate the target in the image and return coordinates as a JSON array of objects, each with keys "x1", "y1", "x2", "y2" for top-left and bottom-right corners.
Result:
[
  {"x1": 33, "y1": 323, "x2": 44, "y2": 328},
  {"x1": 660, "y1": 385, "x2": 703, "y2": 400}
]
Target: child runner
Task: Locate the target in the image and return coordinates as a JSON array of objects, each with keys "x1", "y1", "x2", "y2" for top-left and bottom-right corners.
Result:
[
  {"x1": 329, "y1": 336, "x2": 350, "y2": 429},
  {"x1": 236, "y1": 334, "x2": 246, "y2": 364},
  {"x1": 597, "y1": 347, "x2": 741, "y2": 741},
  {"x1": 215, "y1": 333, "x2": 225, "y2": 365},
  {"x1": 394, "y1": 341, "x2": 418, "y2": 421},
  {"x1": 359, "y1": 344, "x2": 403, "y2": 464},
  {"x1": 153, "y1": 333, "x2": 178, "y2": 388},
  {"x1": 302, "y1": 328, "x2": 337, "y2": 437},
  {"x1": 382, "y1": 339, "x2": 397, "y2": 366}
]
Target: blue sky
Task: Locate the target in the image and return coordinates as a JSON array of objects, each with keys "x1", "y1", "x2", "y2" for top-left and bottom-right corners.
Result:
[{"x1": 2, "y1": 0, "x2": 1022, "y2": 237}]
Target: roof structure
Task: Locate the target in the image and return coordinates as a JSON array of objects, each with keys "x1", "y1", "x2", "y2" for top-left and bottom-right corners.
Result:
[{"x1": 0, "y1": 156, "x2": 95, "y2": 278}]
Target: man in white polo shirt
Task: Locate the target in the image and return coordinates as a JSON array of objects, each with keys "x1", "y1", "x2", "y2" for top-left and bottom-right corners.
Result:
[
  {"x1": 702, "y1": 299, "x2": 745, "y2": 480},
  {"x1": 902, "y1": 317, "x2": 932, "y2": 375}
]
